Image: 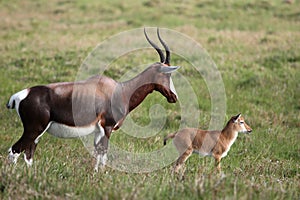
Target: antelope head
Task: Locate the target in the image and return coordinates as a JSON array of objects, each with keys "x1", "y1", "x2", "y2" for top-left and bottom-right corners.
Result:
[{"x1": 144, "y1": 28, "x2": 179, "y2": 103}]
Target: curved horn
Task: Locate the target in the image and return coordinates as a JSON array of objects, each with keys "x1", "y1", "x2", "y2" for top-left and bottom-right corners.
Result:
[
  {"x1": 157, "y1": 28, "x2": 170, "y2": 65},
  {"x1": 144, "y1": 28, "x2": 165, "y2": 63}
]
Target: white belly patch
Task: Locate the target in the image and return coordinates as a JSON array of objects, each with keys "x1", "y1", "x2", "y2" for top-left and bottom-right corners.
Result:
[{"x1": 47, "y1": 122, "x2": 99, "y2": 138}]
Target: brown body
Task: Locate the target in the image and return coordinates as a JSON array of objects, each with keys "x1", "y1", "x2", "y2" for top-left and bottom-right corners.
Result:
[
  {"x1": 164, "y1": 114, "x2": 252, "y2": 173},
  {"x1": 7, "y1": 28, "x2": 179, "y2": 171}
]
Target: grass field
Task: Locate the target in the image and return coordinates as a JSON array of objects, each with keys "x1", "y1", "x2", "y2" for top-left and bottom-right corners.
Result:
[{"x1": 0, "y1": 0, "x2": 299, "y2": 199}]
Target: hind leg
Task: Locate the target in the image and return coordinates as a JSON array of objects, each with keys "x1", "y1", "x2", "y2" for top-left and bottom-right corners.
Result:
[
  {"x1": 9, "y1": 124, "x2": 49, "y2": 166},
  {"x1": 9, "y1": 102, "x2": 50, "y2": 166},
  {"x1": 23, "y1": 141, "x2": 37, "y2": 166},
  {"x1": 8, "y1": 147, "x2": 21, "y2": 164},
  {"x1": 174, "y1": 146, "x2": 193, "y2": 173},
  {"x1": 9, "y1": 135, "x2": 37, "y2": 166},
  {"x1": 9, "y1": 134, "x2": 35, "y2": 165}
]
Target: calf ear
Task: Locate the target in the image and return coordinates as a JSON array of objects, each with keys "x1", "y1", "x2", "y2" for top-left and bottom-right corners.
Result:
[
  {"x1": 233, "y1": 113, "x2": 241, "y2": 122},
  {"x1": 159, "y1": 66, "x2": 180, "y2": 74}
]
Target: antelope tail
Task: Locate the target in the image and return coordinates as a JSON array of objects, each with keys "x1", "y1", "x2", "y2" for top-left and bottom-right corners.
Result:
[{"x1": 163, "y1": 133, "x2": 176, "y2": 145}]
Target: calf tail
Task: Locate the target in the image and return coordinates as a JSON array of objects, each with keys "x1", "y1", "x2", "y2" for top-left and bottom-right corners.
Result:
[{"x1": 163, "y1": 133, "x2": 176, "y2": 145}]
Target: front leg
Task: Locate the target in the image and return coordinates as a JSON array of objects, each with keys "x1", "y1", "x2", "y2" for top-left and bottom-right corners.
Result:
[
  {"x1": 94, "y1": 122, "x2": 112, "y2": 172},
  {"x1": 173, "y1": 146, "x2": 193, "y2": 174},
  {"x1": 94, "y1": 137, "x2": 109, "y2": 172},
  {"x1": 8, "y1": 123, "x2": 49, "y2": 166},
  {"x1": 214, "y1": 156, "x2": 222, "y2": 173}
]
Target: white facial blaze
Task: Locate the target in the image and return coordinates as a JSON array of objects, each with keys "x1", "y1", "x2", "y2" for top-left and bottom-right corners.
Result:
[
  {"x1": 170, "y1": 77, "x2": 178, "y2": 99},
  {"x1": 240, "y1": 122, "x2": 248, "y2": 133}
]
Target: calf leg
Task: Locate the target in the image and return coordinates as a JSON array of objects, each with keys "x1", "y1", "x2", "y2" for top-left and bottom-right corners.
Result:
[
  {"x1": 214, "y1": 156, "x2": 222, "y2": 172},
  {"x1": 174, "y1": 146, "x2": 193, "y2": 173}
]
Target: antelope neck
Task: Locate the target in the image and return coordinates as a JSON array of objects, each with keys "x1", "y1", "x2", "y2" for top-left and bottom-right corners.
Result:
[
  {"x1": 120, "y1": 72, "x2": 155, "y2": 112},
  {"x1": 221, "y1": 125, "x2": 238, "y2": 141}
]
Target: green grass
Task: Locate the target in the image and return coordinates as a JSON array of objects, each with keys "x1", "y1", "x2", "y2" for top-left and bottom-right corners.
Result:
[{"x1": 0, "y1": 0, "x2": 299, "y2": 199}]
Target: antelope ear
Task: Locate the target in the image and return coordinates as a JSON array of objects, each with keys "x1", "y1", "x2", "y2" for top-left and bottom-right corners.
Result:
[
  {"x1": 233, "y1": 113, "x2": 241, "y2": 122},
  {"x1": 159, "y1": 65, "x2": 180, "y2": 74}
]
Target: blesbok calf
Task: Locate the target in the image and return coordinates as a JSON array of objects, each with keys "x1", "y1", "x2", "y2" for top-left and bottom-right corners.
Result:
[
  {"x1": 164, "y1": 114, "x2": 252, "y2": 173},
  {"x1": 7, "y1": 28, "x2": 180, "y2": 171}
]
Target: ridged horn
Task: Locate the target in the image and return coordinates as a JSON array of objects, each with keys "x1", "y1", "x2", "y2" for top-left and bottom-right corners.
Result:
[
  {"x1": 157, "y1": 28, "x2": 170, "y2": 65},
  {"x1": 144, "y1": 28, "x2": 165, "y2": 64}
]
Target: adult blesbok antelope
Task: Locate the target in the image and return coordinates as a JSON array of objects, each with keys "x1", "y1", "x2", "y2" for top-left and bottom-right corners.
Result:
[
  {"x1": 164, "y1": 114, "x2": 252, "y2": 173},
  {"x1": 7, "y1": 28, "x2": 180, "y2": 171}
]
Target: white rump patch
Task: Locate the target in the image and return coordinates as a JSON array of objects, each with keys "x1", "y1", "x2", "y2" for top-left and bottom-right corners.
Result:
[
  {"x1": 8, "y1": 89, "x2": 30, "y2": 116},
  {"x1": 170, "y1": 77, "x2": 178, "y2": 99}
]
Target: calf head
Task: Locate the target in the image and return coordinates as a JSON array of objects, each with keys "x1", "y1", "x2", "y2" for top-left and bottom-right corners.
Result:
[{"x1": 231, "y1": 113, "x2": 252, "y2": 134}]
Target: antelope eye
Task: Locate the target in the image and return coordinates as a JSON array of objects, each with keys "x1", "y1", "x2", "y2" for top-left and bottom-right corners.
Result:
[{"x1": 240, "y1": 121, "x2": 244, "y2": 124}]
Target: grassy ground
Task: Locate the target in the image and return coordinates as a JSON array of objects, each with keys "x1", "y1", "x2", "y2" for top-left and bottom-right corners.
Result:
[{"x1": 0, "y1": 0, "x2": 299, "y2": 199}]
